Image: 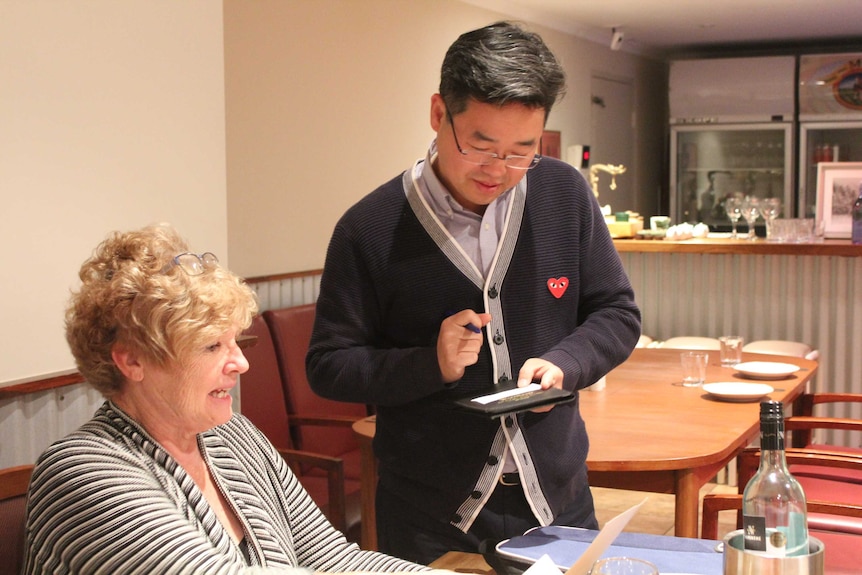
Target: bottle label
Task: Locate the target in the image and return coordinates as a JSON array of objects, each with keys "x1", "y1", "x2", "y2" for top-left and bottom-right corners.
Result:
[
  {"x1": 743, "y1": 513, "x2": 808, "y2": 557},
  {"x1": 743, "y1": 515, "x2": 769, "y2": 553}
]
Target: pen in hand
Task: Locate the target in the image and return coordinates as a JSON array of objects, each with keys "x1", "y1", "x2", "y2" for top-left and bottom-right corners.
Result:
[
  {"x1": 444, "y1": 309, "x2": 484, "y2": 334},
  {"x1": 462, "y1": 322, "x2": 482, "y2": 334}
]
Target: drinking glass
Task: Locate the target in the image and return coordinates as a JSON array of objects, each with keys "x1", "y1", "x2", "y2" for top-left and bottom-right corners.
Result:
[
  {"x1": 724, "y1": 195, "x2": 743, "y2": 239},
  {"x1": 741, "y1": 196, "x2": 760, "y2": 240},
  {"x1": 680, "y1": 351, "x2": 708, "y2": 387},
  {"x1": 590, "y1": 557, "x2": 658, "y2": 575},
  {"x1": 758, "y1": 197, "x2": 782, "y2": 241},
  {"x1": 719, "y1": 335, "x2": 745, "y2": 366}
]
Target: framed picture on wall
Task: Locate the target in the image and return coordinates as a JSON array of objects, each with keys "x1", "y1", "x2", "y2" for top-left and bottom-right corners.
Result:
[
  {"x1": 540, "y1": 130, "x2": 561, "y2": 159},
  {"x1": 816, "y1": 162, "x2": 862, "y2": 238}
]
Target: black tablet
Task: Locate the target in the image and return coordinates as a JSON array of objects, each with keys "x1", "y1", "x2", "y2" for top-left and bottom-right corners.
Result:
[{"x1": 453, "y1": 381, "x2": 574, "y2": 417}]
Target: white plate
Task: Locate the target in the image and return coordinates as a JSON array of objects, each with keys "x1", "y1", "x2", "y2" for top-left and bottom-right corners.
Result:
[
  {"x1": 734, "y1": 361, "x2": 800, "y2": 380},
  {"x1": 703, "y1": 382, "x2": 775, "y2": 402}
]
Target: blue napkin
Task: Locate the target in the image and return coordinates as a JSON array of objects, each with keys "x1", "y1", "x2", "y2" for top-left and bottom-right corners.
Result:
[{"x1": 497, "y1": 526, "x2": 723, "y2": 575}]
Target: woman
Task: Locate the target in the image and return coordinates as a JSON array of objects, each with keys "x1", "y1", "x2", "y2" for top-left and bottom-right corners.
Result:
[{"x1": 23, "y1": 225, "x2": 432, "y2": 574}]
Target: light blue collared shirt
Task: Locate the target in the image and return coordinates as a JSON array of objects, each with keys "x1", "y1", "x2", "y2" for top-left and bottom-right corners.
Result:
[
  {"x1": 416, "y1": 140, "x2": 513, "y2": 278},
  {"x1": 412, "y1": 141, "x2": 524, "y2": 479}
]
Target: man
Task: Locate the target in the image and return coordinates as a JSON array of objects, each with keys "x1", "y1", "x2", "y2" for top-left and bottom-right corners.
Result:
[{"x1": 307, "y1": 22, "x2": 641, "y2": 564}]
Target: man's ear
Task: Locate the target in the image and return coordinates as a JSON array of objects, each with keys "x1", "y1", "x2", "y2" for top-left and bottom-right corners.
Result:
[
  {"x1": 111, "y1": 345, "x2": 144, "y2": 382},
  {"x1": 430, "y1": 93, "x2": 446, "y2": 132}
]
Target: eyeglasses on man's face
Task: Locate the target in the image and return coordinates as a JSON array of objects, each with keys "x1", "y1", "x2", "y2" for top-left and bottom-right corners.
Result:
[
  {"x1": 447, "y1": 111, "x2": 541, "y2": 170},
  {"x1": 162, "y1": 252, "x2": 219, "y2": 276}
]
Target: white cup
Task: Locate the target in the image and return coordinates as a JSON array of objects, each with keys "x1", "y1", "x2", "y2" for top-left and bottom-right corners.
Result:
[{"x1": 719, "y1": 335, "x2": 744, "y2": 367}]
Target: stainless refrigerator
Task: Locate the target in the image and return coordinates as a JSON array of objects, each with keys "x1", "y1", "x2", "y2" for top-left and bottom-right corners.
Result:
[
  {"x1": 798, "y1": 53, "x2": 862, "y2": 219},
  {"x1": 669, "y1": 56, "x2": 796, "y2": 231}
]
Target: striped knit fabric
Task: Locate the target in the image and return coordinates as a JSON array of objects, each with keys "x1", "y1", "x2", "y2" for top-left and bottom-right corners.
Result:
[{"x1": 23, "y1": 402, "x2": 428, "y2": 574}]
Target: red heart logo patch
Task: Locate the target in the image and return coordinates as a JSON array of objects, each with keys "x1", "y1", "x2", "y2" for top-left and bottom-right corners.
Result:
[{"x1": 547, "y1": 277, "x2": 568, "y2": 299}]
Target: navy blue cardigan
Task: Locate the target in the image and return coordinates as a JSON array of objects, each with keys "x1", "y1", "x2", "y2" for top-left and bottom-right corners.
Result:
[{"x1": 307, "y1": 157, "x2": 641, "y2": 526}]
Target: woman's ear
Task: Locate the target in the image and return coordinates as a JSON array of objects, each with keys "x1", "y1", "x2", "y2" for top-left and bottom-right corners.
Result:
[{"x1": 111, "y1": 345, "x2": 144, "y2": 382}]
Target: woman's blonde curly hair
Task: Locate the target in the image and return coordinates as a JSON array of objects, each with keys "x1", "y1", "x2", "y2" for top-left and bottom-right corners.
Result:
[{"x1": 65, "y1": 224, "x2": 258, "y2": 397}]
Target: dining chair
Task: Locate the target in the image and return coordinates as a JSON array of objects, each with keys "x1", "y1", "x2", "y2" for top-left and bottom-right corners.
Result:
[
  {"x1": 701, "y1": 493, "x2": 862, "y2": 574},
  {"x1": 742, "y1": 339, "x2": 820, "y2": 361},
  {"x1": 240, "y1": 314, "x2": 361, "y2": 541},
  {"x1": 735, "y1": 447, "x2": 862, "y2": 538},
  {"x1": 0, "y1": 464, "x2": 34, "y2": 574},
  {"x1": 660, "y1": 336, "x2": 722, "y2": 350},
  {"x1": 778, "y1": 392, "x2": 862, "y2": 507},
  {"x1": 263, "y1": 305, "x2": 369, "y2": 483},
  {"x1": 787, "y1": 392, "x2": 862, "y2": 453}
]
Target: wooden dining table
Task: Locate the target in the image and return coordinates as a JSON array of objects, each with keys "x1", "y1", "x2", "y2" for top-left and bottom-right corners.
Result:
[{"x1": 352, "y1": 347, "x2": 817, "y2": 548}]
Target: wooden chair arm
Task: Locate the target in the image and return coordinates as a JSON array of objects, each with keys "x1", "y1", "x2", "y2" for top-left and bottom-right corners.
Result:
[
  {"x1": 276, "y1": 448, "x2": 346, "y2": 532},
  {"x1": 0, "y1": 464, "x2": 34, "y2": 500},
  {"x1": 796, "y1": 393, "x2": 862, "y2": 417},
  {"x1": 785, "y1": 448, "x2": 862, "y2": 467},
  {"x1": 787, "y1": 414, "x2": 862, "y2": 448},
  {"x1": 787, "y1": 416, "x2": 862, "y2": 432},
  {"x1": 737, "y1": 447, "x2": 862, "y2": 492}
]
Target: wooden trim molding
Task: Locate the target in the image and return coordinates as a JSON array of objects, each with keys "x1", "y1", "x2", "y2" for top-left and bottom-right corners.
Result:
[
  {"x1": 613, "y1": 238, "x2": 862, "y2": 256},
  {"x1": 243, "y1": 268, "x2": 324, "y2": 285},
  {"x1": 0, "y1": 334, "x2": 259, "y2": 398},
  {"x1": 0, "y1": 371, "x2": 85, "y2": 397}
]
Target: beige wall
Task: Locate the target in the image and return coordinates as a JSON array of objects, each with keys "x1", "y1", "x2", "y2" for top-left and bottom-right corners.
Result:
[
  {"x1": 224, "y1": 0, "x2": 667, "y2": 278},
  {"x1": 0, "y1": 0, "x2": 665, "y2": 384},
  {"x1": 0, "y1": 1, "x2": 227, "y2": 384}
]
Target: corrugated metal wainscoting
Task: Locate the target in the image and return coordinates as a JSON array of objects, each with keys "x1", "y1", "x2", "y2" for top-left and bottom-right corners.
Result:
[{"x1": 1, "y1": 384, "x2": 104, "y2": 469}]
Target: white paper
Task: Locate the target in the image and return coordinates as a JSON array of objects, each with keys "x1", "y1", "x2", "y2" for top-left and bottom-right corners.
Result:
[
  {"x1": 564, "y1": 498, "x2": 649, "y2": 575},
  {"x1": 522, "y1": 553, "x2": 561, "y2": 575},
  {"x1": 471, "y1": 383, "x2": 542, "y2": 404}
]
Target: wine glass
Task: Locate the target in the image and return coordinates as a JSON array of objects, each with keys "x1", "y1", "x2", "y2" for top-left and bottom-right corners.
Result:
[
  {"x1": 724, "y1": 195, "x2": 743, "y2": 239},
  {"x1": 741, "y1": 196, "x2": 760, "y2": 240},
  {"x1": 758, "y1": 197, "x2": 782, "y2": 241}
]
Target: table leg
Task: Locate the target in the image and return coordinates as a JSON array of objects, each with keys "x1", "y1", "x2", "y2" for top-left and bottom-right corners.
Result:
[
  {"x1": 357, "y1": 429, "x2": 378, "y2": 550},
  {"x1": 674, "y1": 469, "x2": 699, "y2": 538}
]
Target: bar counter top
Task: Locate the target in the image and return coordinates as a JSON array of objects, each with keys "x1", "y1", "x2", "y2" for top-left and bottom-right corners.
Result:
[{"x1": 613, "y1": 237, "x2": 862, "y2": 256}]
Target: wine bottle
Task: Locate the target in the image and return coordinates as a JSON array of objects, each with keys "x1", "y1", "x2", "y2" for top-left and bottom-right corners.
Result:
[
  {"x1": 851, "y1": 183, "x2": 862, "y2": 245},
  {"x1": 742, "y1": 400, "x2": 809, "y2": 557}
]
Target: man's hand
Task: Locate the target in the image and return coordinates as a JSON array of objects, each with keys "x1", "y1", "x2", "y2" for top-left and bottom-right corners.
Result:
[
  {"x1": 517, "y1": 358, "x2": 565, "y2": 413},
  {"x1": 437, "y1": 310, "x2": 492, "y2": 383}
]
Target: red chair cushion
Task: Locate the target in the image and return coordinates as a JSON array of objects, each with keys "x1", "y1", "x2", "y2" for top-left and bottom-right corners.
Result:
[{"x1": 812, "y1": 530, "x2": 861, "y2": 574}]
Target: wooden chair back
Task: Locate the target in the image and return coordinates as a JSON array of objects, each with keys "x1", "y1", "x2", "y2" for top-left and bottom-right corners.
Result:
[
  {"x1": 264, "y1": 305, "x2": 367, "y2": 480},
  {"x1": 240, "y1": 315, "x2": 360, "y2": 540},
  {"x1": 240, "y1": 315, "x2": 295, "y2": 451},
  {"x1": 0, "y1": 464, "x2": 34, "y2": 574}
]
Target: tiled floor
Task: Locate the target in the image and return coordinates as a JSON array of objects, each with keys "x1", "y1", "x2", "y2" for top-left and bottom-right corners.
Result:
[{"x1": 592, "y1": 483, "x2": 739, "y2": 539}]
